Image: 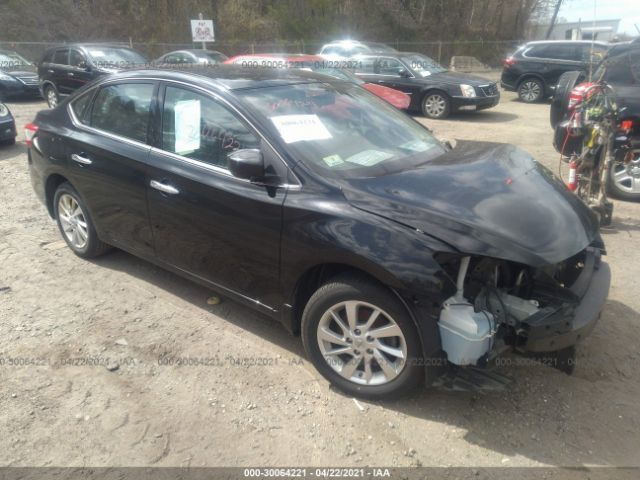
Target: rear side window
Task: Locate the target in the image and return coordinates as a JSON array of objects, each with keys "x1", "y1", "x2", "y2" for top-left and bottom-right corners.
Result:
[
  {"x1": 353, "y1": 57, "x2": 375, "y2": 74},
  {"x1": 42, "y1": 50, "x2": 55, "y2": 63},
  {"x1": 53, "y1": 49, "x2": 69, "y2": 65},
  {"x1": 580, "y1": 44, "x2": 607, "y2": 64},
  {"x1": 526, "y1": 44, "x2": 578, "y2": 61},
  {"x1": 70, "y1": 90, "x2": 93, "y2": 123},
  {"x1": 90, "y1": 83, "x2": 154, "y2": 143},
  {"x1": 161, "y1": 86, "x2": 260, "y2": 169},
  {"x1": 602, "y1": 54, "x2": 634, "y2": 85}
]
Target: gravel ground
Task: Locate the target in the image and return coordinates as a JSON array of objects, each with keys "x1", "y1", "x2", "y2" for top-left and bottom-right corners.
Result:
[{"x1": 1, "y1": 76, "x2": 639, "y2": 474}]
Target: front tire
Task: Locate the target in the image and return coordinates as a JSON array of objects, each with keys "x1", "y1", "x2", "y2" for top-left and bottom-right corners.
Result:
[
  {"x1": 421, "y1": 91, "x2": 451, "y2": 119},
  {"x1": 53, "y1": 182, "x2": 111, "y2": 258},
  {"x1": 301, "y1": 274, "x2": 423, "y2": 399},
  {"x1": 518, "y1": 78, "x2": 544, "y2": 103}
]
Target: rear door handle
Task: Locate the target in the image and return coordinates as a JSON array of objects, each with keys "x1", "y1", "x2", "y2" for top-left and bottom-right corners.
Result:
[
  {"x1": 71, "y1": 153, "x2": 92, "y2": 165},
  {"x1": 67, "y1": 72, "x2": 75, "y2": 77},
  {"x1": 150, "y1": 180, "x2": 179, "y2": 195}
]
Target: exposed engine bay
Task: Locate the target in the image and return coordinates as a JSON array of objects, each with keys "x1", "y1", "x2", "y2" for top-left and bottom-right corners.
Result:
[{"x1": 436, "y1": 249, "x2": 600, "y2": 370}]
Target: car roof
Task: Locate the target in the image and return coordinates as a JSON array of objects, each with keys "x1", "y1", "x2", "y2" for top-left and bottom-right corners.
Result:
[
  {"x1": 102, "y1": 65, "x2": 345, "y2": 91},
  {"x1": 228, "y1": 53, "x2": 323, "y2": 61},
  {"x1": 524, "y1": 40, "x2": 609, "y2": 47},
  {"x1": 350, "y1": 51, "x2": 422, "y2": 59},
  {"x1": 164, "y1": 49, "x2": 225, "y2": 55}
]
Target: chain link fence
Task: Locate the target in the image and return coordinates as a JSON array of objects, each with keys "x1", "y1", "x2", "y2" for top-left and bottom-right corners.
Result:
[{"x1": 1, "y1": 39, "x2": 522, "y2": 71}]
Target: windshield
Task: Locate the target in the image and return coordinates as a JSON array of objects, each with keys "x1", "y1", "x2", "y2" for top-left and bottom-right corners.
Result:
[
  {"x1": 87, "y1": 47, "x2": 147, "y2": 68},
  {"x1": 403, "y1": 54, "x2": 447, "y2": 77},
  {"x1": 238, "y1": 82, "x2": 444, "y2": 178},
  {"x1": 0, "y1": 52, "x2": 29, "y2": 68},
  {"x1": 312, "y1": 67, "x2": 363, "y2": 84}
]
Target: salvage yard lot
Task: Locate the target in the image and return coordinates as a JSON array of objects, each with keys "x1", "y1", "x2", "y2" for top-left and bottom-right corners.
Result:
[{"x1": 1, "y1": 81, "x2": 640, "y2": 472}]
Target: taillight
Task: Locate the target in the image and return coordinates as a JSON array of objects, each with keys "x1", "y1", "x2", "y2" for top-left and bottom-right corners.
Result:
[
  {"x1": 620, "y1": 119, "x2": 634, "y2": 131},
  {"x1": 567, "y1": 82, "x2": 595, "y2": 109},
  {"x1": 24, "y1": 123, "x2": 38, "y2": 148},
  {"x1": 503, "y1": 57, "x2": 516, "y2": 68}
]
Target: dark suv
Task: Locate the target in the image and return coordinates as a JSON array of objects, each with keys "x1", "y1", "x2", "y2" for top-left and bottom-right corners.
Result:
[
  {"x1": 38, "y1": 44, "x2": 147, "y2": 108},
  {"x1": 501, "y1": 40, "x2": 608, "y2": 103}
]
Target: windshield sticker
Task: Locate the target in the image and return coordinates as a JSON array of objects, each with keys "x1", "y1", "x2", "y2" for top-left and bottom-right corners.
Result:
[
  {"x1": 322, "y1": 154, "x2": 344, "y2": 167},
  {"x1": 400, "y1": 140, "x2": 431, "y2": 152},
  {"x1": 345, "y1": 150, "x2": 394, "y2": 167},
  {"x1": 270, "y1": 114, "x2": 332, "y2": 143},
  {"x1": 174, "y1": 99, "x2": 201, "y2": 154}
]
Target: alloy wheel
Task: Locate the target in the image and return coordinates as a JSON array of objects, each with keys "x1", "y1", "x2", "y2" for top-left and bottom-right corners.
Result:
[
  {"x1": 424, "y1": 94, "x2": 446, "y2": 117},
  {"x1": 46, "y1": 88, "x2": 58, "y2": 108},
  {"x1": 58, "y1": 193, "x2": 88, "y2": 250},
  {"x1": 519, "y1": 81, "x2": 541, "y2": 102},
  {"x1": 316, "y1": 300, "x2": 407, "y2": 386},
  {"x1": 611, "y1": 160, "x2": 640, "y2": 194}
]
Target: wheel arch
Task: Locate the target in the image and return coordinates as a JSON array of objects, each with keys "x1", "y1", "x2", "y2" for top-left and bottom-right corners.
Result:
[
  {"x1": 516, "y1": 74, "x2": 546, "y2": 91},
  {"x1": 44, "y1": 173, "x2": 70, "y2": 218}
]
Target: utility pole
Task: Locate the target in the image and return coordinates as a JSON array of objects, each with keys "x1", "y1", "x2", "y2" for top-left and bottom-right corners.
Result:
[{"x1": 545, "y1": 0, "x2": 564, "y2": 39}]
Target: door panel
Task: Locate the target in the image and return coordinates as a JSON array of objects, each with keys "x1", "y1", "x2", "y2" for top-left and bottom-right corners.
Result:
[
  {"x1": 146, "y1": 84, "x2": 286, "y2": 309},
  {"x1": 64, "y1": 81, "x2": 157, "y2": 256},
  {"x1": 65, "y1": 132, "x2": 154, "y2": 256}
]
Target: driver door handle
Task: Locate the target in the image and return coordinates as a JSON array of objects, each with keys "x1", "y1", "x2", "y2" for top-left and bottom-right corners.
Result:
[
  {"x1": 71, "y1": 153, "x2": 92, "y2": 165},
  {"x1": 150, "y1": 180, "x2": 179, "y2": 195}
]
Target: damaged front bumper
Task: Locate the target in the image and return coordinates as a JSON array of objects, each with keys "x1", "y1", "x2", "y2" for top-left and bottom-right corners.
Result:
[{"x1": 520, "y1": 247, "x2": 610, "y2": 353}]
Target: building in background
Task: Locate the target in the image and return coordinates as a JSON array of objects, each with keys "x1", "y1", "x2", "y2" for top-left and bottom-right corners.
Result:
[{"x1": 530, "y1": 18, "x2": 621, "y2": 42}]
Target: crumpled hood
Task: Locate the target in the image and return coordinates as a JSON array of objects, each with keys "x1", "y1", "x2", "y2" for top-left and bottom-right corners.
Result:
[{"x1": 340, "y1": 141, "x2": 599, "y2": 267}]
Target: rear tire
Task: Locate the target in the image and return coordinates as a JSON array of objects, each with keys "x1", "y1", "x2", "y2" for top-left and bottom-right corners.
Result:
[
  {"x1": 607, "y1": 161, "x2": 640, "y2": 201},
  {"x1": 44, "y1": 85, "x2": 59, "y2": 109},
  {"x1": 53, "y1": 182, "x2": 111, "y2": 258},
  {"x1": 518, "y1": 78, "x2": 544, "y2": 103},
  {"x1": 550, "y1": 71, "x2": 583, "y2": 128},
  {"x1": 301, "y1": 274, "x2": 424, "y2": 399}
]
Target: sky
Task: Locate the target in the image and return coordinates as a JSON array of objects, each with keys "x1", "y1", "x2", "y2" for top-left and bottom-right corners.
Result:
[{"x1": 558, "y1": 0, "x2": 640, "y2": 36}]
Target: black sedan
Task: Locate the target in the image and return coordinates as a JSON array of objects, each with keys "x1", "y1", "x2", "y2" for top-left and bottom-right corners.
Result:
[
  {"x1": 27, "y1": 67, "x2": 609, "y2": 398},
  {"x1": 0, "y1": 50, "x2": 40, "y2": 100},
  {"x1": 350, "y1": 52, "x2": 500, "y2": 118},
  {"x1": 0, "y1": 102, "x2": 16, "y2": 145}
]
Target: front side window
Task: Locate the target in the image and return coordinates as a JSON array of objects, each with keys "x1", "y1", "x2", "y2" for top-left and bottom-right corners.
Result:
[
  {"x1": 238, "y1": 82, "x2": 444, "y2": 179},
  {"x1": 70, "y1": 50, "x2": 87, "y2": 68},
  {"x1": 161, "y1": 86, "x2": 260, "y2": 169},
  {"x1": 90, "y1": 83, "x2": 154, "y2": 143},
  {"x1": 377, "y1": 58, "x2": 405, "y2": 76}
]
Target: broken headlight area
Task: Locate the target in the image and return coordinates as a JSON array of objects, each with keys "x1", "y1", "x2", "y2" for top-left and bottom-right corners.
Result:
[{"x1": 434, "y1": 247, "x2": 607, "y2": 371}]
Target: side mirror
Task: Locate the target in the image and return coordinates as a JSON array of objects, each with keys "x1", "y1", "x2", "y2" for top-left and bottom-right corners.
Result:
[
  {"x1": 228, "y1": 149, "x2": 264, "y2": 181},
  {"x1": 398, "y1": 68, "x2": 411, "y2": 78}
]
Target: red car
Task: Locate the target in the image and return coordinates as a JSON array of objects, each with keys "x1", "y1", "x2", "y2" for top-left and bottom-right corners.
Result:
[{"x1": 224, "y1": 53, "x2": 411, "y2": 110}]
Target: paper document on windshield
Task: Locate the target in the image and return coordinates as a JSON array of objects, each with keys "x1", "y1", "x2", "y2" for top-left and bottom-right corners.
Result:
[
  {"x1": 174, "y1": 99, "x2": 201, "y2": 154},
  {"x1": 270, "y1": 114, "x2": 332, "y2": 144}
]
